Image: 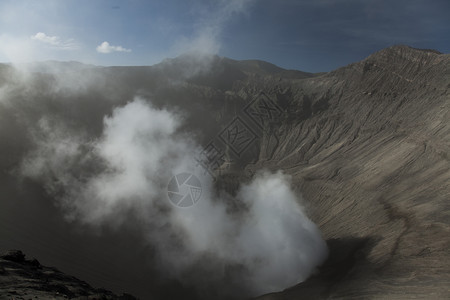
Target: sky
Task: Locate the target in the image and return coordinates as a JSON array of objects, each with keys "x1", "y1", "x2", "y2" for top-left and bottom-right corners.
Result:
[{"x1": 0, "y1": 0, "x2": 449, "y2": 72}]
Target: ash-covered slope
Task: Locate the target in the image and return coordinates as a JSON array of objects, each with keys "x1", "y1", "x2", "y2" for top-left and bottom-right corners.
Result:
[{"x1": 250, "y1": 45, "x2": 450, "y2": 299}]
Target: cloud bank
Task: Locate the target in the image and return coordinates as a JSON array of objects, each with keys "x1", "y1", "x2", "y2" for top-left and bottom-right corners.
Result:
[{"x1": 96, "y1": 41, "x2": 132, "y2": 54}]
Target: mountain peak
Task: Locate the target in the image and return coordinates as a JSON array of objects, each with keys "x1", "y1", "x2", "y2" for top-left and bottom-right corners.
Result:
[
  {"x1": 385, "y1": 44, "x2": 442, "y2": 54},
  {"x1": 329, "y1": 44, "x2": 447, "y2": 78},
  {"x1": 366, "y1": 45, "x2": 443, "y2": 64}
]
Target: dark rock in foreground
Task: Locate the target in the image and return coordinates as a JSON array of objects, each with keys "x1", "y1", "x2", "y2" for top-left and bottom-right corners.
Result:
[{"x1": 0, "y1": 250, "x2": 137, "y2": 300}]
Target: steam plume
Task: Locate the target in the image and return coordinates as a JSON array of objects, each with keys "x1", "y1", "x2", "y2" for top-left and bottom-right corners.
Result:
[{"x1": 19, "y1": 97, "x2": 328, "y2": 298}]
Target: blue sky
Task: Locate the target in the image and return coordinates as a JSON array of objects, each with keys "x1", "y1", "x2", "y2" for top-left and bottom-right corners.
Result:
[{"x1": 0, "y1": 0, "x2": 449, "y2": 72}]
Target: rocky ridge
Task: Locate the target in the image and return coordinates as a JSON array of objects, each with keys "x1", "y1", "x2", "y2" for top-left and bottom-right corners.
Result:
[{"x1": 0, "y1": 250, "x2": 136, "y2": 300}]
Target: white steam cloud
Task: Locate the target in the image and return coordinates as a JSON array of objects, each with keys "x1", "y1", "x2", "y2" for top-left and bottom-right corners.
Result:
[
  {"x1": 173, "y1": 0, "x2": 255, "y2": 56},
  {"x1": 162, "y1": 0, "x2": 256, "y2": 81},
  {"x1": 21, "y1": 97, "x2": 328, "y2": 298}
]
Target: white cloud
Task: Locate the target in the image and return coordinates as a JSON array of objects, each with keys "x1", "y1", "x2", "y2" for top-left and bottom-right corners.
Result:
[
  {"x1": 31, "y1": 32, "x2": 59, "y2": 45},
  {"x1": 31, "y1": 32, "x2": 78, "y2": 50},
  {"x1": 96, "y1": 41, "x2": 131, "y2": 54}
]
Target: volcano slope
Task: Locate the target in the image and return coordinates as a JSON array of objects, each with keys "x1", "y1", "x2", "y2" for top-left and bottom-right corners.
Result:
[
  {"x1": 0, "y1": 45, "x2": 449, "y2": 299},
  {"x1": 250, "y1": 45, "x2": 450, "y2": 299},
  {"x1": 156, "y1": 45, "x2": 450, "y2": 298}
]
